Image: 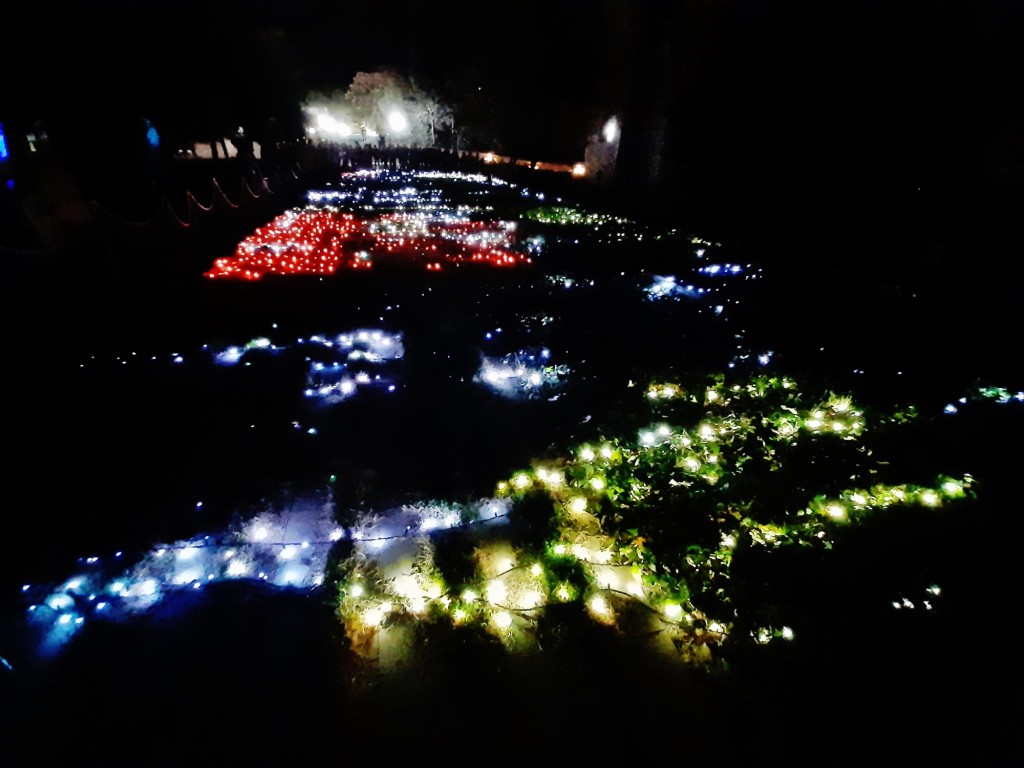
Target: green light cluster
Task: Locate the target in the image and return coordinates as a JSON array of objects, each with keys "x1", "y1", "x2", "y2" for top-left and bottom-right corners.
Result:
[{"x1": 524, "y1": 206, "x2": 633, "y2": 227}]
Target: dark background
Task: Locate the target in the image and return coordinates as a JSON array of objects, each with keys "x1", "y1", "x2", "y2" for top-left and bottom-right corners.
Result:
[{"x1": 4, "y1": 0, "x2": 1024, "y2": 211}]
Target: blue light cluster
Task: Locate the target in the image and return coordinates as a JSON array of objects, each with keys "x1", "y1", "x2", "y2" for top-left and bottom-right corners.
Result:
[
  {"x1": 644, "y1": 275, "x2": 707, "y2": 301},
  {"x1": 475, "y1": 346, "x2": 568, "y2": 400}
]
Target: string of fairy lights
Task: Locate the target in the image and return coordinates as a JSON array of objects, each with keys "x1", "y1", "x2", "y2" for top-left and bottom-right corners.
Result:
[
  {"x1": 473, "y1": 346, "x2": 570, "y2": 399},
  {"x1": 207, "y1": 170, "x2": 542, "y2": 279},
  {"x1": 12, "y1": 168, "x2": 1022, "y2": 677},
  {"x1": 204, "y1": 208, "x2": 534, "y2": 278},
  {"x1": 19, "y1": 349, "x2": 1019, "y2": 663},
  {"x1": 331, "y1": 371, "x2": 991, "y2": 670},
  {"x1": 21, "y1": 497, "x2": 513, "y2": 656},
  {"x1": 20, "y1": 368, "x2": 1010, "y2": 661},
  {"x1": 205, "y1": 169, "x2": 722, "y2": 280}
]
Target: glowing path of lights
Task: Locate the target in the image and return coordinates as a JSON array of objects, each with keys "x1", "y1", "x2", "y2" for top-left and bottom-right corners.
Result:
[
  {"x1": 306, "y1": 169, "x2": 513, "y2": 213},
  {"x1": 474, "y1": 346, "x2": 570, "y2": 400},
  {"x1": 208, "y1": 327, "x2": 406, "y2": 405},
  {"x1": 76, "y1": 326, "x2": 578, "y2": 406},
  {"x1": 332, "y1": 371, "x2": 1005, "y2": 670},
  {"x1": 13, "y1": 364, "x2": 1021, "y2": 665},
  {"x1": 212, "y1": 329, "x2": 572, "y2": 403},
  {"x1": 645, "y1": 274, "x2": 709, "y2": 301},
  {"x1": 644, "y1": 262, "x2": 762, "y2": 303},
  {"x1": 301, "y1": 329, "x2": 405, "y2": 402},
  {"x1": 204, "y1": 209, "x2": 532, "y2": 279},
  {"x1": 523, "y1": 204, "x2": 693, "y2": 246},
  {"x1": 13, "y1": 162, "x2": 1023, "y2": 675},
  {"x1": 20, "y1": 495, "x2": 512, "y2": 657},
  {"x1": 206, "y1": 170, "x2": 723, "y2": 281},
  {"x1": 205, "y1": 170, "x2": 539, "y2": 280},
  {"x1": 943, "y1": 384, "x2": 1024, "y2": 414}
]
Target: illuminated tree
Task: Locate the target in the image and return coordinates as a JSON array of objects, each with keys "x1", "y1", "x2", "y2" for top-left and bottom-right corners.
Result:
[
  {"x1": 344, "y1": 69, "x2": 407, "y2": 141},
  {"x1": 302, "y1": 69, "x2": 453, "y2": 147},
  {"x1": 406, "y1": 89, "x2": 453, "y2": 148}
]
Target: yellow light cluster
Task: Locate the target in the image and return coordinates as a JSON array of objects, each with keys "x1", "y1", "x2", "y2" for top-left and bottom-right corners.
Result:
[
  {"x1": 801, "y1": 394, "x2": 865, "y2": 439},
  {"x1": 646, "y1": 375, "x2": 800, "y2": 408},
  {"x1": 807, "y1": 475, "x2": 973, "y2": 523},
  {"x1": 333, "y1": 372, "x2": 976, "y2": 676}
]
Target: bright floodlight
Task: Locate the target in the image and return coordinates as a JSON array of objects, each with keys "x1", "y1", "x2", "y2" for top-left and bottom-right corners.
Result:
[
  {"x1": 388, "y1": 109, "x2": 408, "y2": 133},
  {"x1": 603, "y1": 116, "x2": 619, "y2": 143},
  {"x1": 315, "y1": 113, "x2": 351, "y2": 137}
]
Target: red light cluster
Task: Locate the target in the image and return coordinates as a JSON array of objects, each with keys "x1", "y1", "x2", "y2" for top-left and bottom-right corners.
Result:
[{"x1": 205, "y1": 210, "x2": 532, "y2": 280}]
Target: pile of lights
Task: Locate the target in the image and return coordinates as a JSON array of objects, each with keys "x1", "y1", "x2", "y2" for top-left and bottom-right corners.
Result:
[
  {"x1": 474, "y1": 347, "x2": 569, "y2": 399},
  {"x1": 304, "y1": 329, "x2": 404, "y2": 403},
  {"x1": 524, "y1": 234, "x2": 545, "y2": 255},
  {"x1": 525, "y1": 206, "x2": 633, "y2": 228},
  {"x1": 22, "y1": 499, "x2": 343, "y2": 655},
  {"x1": 21, "y1": 493, "x2": 513, "y2": 657},
  {"x1": 944, "y1": 384, "x2": 1024, "y2": 414},
  {"x1": 645, "y1": 274, "x2": 708, "y2": 301},
  {"x1": 645, "y1": 268, "x2": 762, "y2": 309},
  {"x1": 481, "y1": 314, "x2": 556, "y2": 343},
  {"x1": 205, "y1": 208, "x2": 532, "y2": 279},
  {"x1": 523, "y1": 205, "x2": 682, "y2": 245},
  {"x1": 206, "y1": 208, "x2": 363, "y2": 279},
  {"x1": 973, "y1": 385, "x2": 1024, "y2": 404},
  {"x1": 307, "y1": 184, "x2": 447, "y2": 213},
  {"x1": 728, "y1": 348, "x2": 775, "y2": 370},
  {"x1": 697, "y1": 263, "x2": 745, "y2": 276},
  {"x1": 207, "y1": 172, "x2": 726, "y2": 280},
  {"x1": 210, "y1": 328, "x2": 404, "y2": 403},
  {"x1": 363, "y1": 212, "x2": 528, "y2": 271},
  {"x1": 333, "y1": 371, "x2": 976, "y2": 671},
  {"x1": 645, "y1": 375, "x2": 871, "y2": 442},
  {"x1": 544, "y1": 273, "x2": 595, "y2": 290},
  {"x1": 306, "y1": 170, "x2": 513, "y2": 214},
  {"x1": 344, "y1": 169, "x2": 512, "y2": 189},
  {"x1": 696, "y1": 263, "x2": 764, "y2": 284},
  {"x1": 417, "y1": 169, "x2": 512, "y2": 186},
  {"x1": 20, "y1": 161, "x2": 1007, "y2": 679},
  {"x1": 213, "y1": 335, "x2": 282, "y2": 365},
  {"x1": 207, "y1": 170, "x2": 543, "y2": 279},
  {"x1": 349, "y1": 498, "x2": 511, "y2": 553},
  {"x1": 797, "y1": 475, "x2": 970, "y2": 526},
  {"x1": 889, "y1": 583, "x2": 943, "y2": 613},
  {"x1": 17, "y1": 366, "x2": 988, "y2": 668},
  {"x1": 644, "y1": 373, "x2": 801, "y2": 406}
]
